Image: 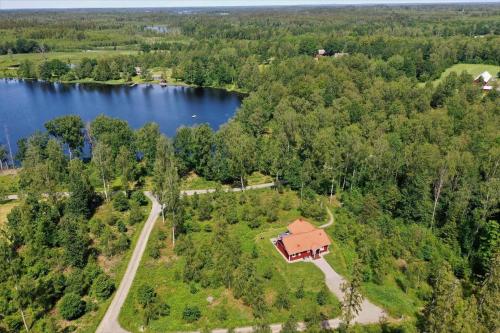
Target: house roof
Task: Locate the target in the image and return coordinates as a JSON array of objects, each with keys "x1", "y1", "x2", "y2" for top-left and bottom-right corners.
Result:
[
  {"x1": 288, "y1": 219, "x2": 317, "y2": 234},
  {"x1": 282, "y1": 229, "x2": 331, "y2": 255},
  {"x1": 475, "y1": 71, "x2": 492, "y2": 83}
]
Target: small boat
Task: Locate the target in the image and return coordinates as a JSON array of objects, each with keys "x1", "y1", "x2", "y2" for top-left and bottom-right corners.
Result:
[{"x1": 192, "y1": 114, "x2": 197, "y2": 118}]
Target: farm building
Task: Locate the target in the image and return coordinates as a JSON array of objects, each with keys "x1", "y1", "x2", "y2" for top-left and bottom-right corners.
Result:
[
  {"x1": 275, "y1": 219, "x2": 331, "y2": 261},
  {"x1": 474, "y1": 71, "x2": 492, "y2": 84}
]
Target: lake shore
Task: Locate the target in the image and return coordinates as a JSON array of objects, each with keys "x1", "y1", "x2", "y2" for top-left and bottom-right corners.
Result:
[{"x1": 0, "y1": 75, "x2": 248, "y2": 94}]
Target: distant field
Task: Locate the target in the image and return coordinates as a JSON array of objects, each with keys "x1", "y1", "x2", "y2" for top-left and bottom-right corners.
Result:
[
  {"x1": 0, "y1": 200, "x2": 18, "y2": 226},
  {"x1": 432, "y1": 63, "x2": 500, "y2": 86},
  {"x1": 0, "y1": 50, "x2": 138, "y2": 77}
]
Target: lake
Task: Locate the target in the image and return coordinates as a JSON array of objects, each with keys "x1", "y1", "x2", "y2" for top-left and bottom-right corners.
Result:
[{"x1": 0, "y1": 79, "x2": 243, "y2": 153}]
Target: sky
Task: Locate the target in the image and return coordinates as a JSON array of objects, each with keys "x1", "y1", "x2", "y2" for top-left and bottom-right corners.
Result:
[{"x1": 1, "y1": 0, "x2": 498, "y2": 10}]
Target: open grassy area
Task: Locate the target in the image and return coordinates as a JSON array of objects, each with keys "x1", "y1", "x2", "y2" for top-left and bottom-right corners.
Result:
[
  {"x1": 180, "y1": 173, "x2": 223, "y2": 191},
  {"x1": 0, "y1": 50, "x2": 138, "y2": 78},
  {"x1": 120, "y1": 189, "x2": 341, "y2": 332},
  {"x1": 431, "y1": 63, "x2": 500, "y2": 86},
  {"x1": 0, "y1": 200, "x2": 19, "y2": 227},
  {"x1": 0, "y1": 171, "x2": 19, "y2": 193}
]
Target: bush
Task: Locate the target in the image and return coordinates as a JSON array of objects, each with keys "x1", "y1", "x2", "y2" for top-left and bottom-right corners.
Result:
[
  {"x1": 113, "y1": 233, "x2": 130, "y2": 254},
  {"x1": 117, "y1": 220, "x2": 127, "y2": 232},
  {"x1": 65, "y1": 269, "x2": 85, "y2": 295},
  {"x1": 137, "y1": 285, "x2": 156, "y2": 308},
  {"x1": 91, "y1": 274, "x2": 115, "y2": 299},
  {"x1": 59, "y1": 293, "x2": 86, "y2": 320},
  {"x1": 316, "y1": 289, "x2": 329, "y2": 306},
  {"x1": 274, "y1": 290, "x2": 290, "y2": 309},
  {"x1": 225, "y1": 208, "x2": 239, "y2": 224},
  {"x1": 190, "y1": 283, "x2": 198, "y2": 294},
  {"x1": 157, "y1": 230, "x2": 167, "y2": 241},
  {"x1": 247, "y1": 217, "x2": 262, "y2": 229},
  {"x1": 150, "y1": 245, "x2": 161, "y2": 259},
  {"x1": 113, "y1": 192, "x2": 130, "y2": 212},
  {"x1": 128, "y1": 202, "x2": 144, "y2": 225},
  {"x1": 183, "y1": 306, "x2": 201, "y2": 322},
  {"x1": 299, "y1": 199, "x2": 326, "y2": 221},
  {"x1": 263, "y1": 267, "x2": 273, "y2": 280},
  {"x1": 130, "y1": 191, "x2": 148, "y2": 206},
  {"x1": 295, "y1": 282, "x2": 305, "y2": 299},
  {"x1": 216, "y1": 306, "x2": 228, "y2": 321}
]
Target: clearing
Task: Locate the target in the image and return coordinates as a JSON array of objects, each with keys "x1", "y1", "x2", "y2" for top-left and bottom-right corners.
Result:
[
  {"x1": 431, "y1": 63, "x2": 500, "y2": 86},
  {"x1": 119, "y1": 189, "x2": 341, "y2": 332}
]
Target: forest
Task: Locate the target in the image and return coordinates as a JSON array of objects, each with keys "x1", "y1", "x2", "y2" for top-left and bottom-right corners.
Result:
[{"x1": 0, "y1": 4, "x2": 499, "y2": 333}]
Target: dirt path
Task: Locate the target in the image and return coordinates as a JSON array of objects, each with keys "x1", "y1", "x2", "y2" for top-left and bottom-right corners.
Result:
[
  {"x1": 318, "y1": 206, "x2": 334, "y2": 229},
  {"x1": 312, "y1": 257, "x2": 386, "y2": 326},
  {"x1": 96, "y1": 191, "x2": 161, "y2": 333},
  {"x1": 97, "y1": 184, "x2": 275, "y2": 333}
]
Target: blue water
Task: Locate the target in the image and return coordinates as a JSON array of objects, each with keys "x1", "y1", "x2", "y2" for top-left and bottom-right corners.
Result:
[{"x1": 0, "y1": 79, "x2": 243, "y2": 152}]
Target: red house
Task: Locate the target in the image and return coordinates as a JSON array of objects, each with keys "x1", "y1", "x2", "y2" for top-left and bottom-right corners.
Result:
[{"x1": 275, "y1": 219, "x2": 331, "y2": 261}]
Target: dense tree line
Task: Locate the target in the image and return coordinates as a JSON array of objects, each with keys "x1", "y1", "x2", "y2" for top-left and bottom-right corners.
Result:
[{"x1": 0, "y1": 37, "x2": 48, "y2": 55}]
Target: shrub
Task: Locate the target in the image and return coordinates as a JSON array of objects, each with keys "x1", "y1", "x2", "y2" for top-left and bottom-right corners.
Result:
[
  {"x1": 65, "y1": 269, "x2": 85, "y2": 295},
  {"x1": 59, "y1": 293, "x2": 86, "y2": 320},
  {"x1": 104, "y1": 214, "x2": 117, "y2": 226},
  {"x1": 113, "y1": 233, "x2": 130, "y2": 254},
  {"x1": 225, "y1": 208, "x2": 239, "y2": 224},
  {"x1": 128, "y1": 202, "x2": 144, "y2": 225},
  {"x1": 150, "y1": 245, "x2": 161, "y2": 259},
  {"x1": 130, "y1": 191, "x2": 148, "y2": 206},
  {"x1": 190, "y1": 283, "x2": 198, "y2": 294},
  {"x1": 295, "y1": 282, "x2": 305, "y2": 299},
  {"x1": 216, "y1": 306, "x2": 228, "y2": 321},
  {"x1": 92, "y1": 274, "x2": 115, "y2": 299},
  {"x1": 117, "y1": 220, "x2": 127, "y2": 232},
  {"x1": 157, "y1": 230, "x2": 167, "y2": 241},
  {"x1": 88, "y1": 218, "x2": 104, "y2": 236},
  {"x1": 299, "y1": 199, "x2": 326, "y2": 221},
  {"x1": 113, "y1": 192, "x2": 129, "y2": 212},
  {"x1": 137, "y1": 285, "x2": 156, "y2": 308},
  {"x1": 266, "y1": 208, "x2": 278, "y2": 222},
  {"x1": 316, "y1": 289, "x2": 329, "y2": 306},
  {"x1": 247, "y1": 217, "x2": 262, "y2": 229},
  {"x1": 183, "y1": 306, "x2": 201, "y2": 322},
  {"x1": 263, "y1": 267, "x2": 273, "y2": 280},
  {"x1": 251, "y1": 245, "x2": 259, "y2": 259},
  {"x1": 274, "y1": 290, "x2": 290, "y2": 309}
]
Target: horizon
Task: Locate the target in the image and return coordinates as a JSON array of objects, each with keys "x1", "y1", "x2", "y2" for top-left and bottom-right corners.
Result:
[{"x1": 2, "y1": 0, "x2": 499, "y2": 10}]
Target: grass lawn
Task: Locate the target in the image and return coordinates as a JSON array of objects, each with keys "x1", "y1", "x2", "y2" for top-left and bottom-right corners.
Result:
[
  {"x1": 180, "y1": 173, "x2": 223, "y2": 191},
  {"x1": 0, "y1": 171, "x2": 19, "y2": 193},
  {"x1": 430, "y1": 63, "x2": 500, "y2": 86},
  {"x1": 0, "y1": 199, "x2": 19, "y2": 227},
  {"x1": 120, "y1": 189, "x2": 341, "y2": 332}
]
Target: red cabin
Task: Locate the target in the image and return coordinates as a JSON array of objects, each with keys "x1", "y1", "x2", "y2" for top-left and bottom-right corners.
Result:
[{"x1": 275, "y1": 219, "x2": 331, "y2": 261}]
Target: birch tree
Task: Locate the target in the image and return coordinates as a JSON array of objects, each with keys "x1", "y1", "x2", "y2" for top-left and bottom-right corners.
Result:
[
  {"x1": 92, "y1": 141, "x2": 113, "y2": 202},
  {"x1": 340, "y1": 260, "x2": 364, "y2": 330},
  {"x1": 153, "y1": 135, "x2": 180, "y2": 247}
]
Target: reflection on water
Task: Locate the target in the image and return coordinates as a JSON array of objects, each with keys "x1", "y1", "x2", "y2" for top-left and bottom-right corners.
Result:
[{"x1": 0, "y1": 79, "x2": 243, "y2": 152}]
